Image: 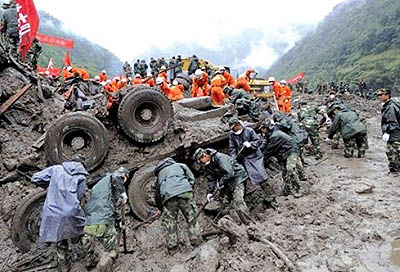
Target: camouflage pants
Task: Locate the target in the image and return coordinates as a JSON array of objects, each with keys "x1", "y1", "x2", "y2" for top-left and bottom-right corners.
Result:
[
  {"x1": 220, "y1": 182, "x2": 251, "y2": 224},
  {"x1": 296, "y1": 153, "x2": 305, "y2": 180},
  {"x1": 387, "y1": 141, "x2": 400, "y2": 173},
  {"x1": 282, "y1": 153, "x2": 301, "y2": 195},
  {"x1": 81, "y1": 224, "x2": 118, "y2": 268},
  {"x1": 163, "y1": 195, "x2": 201, "y2": 249},
  {"x1": 304, "y1": 126, "x2": 323, "y2": 159},
  {"x1": 56, "y1": 239, "x2": 69, "y2": 265},
  {"x1": 236, "y1": 99, "x2": 260, "y2": 121},
  {"x1": 343, "y1": 133, "x2": 367, "y2": 158}
]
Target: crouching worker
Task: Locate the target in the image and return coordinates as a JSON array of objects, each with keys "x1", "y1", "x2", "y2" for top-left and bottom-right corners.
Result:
[
  {"x1": 193, "y1": 148, "x2": 253, "y2": 225},
  {"x1": 82, "y1": 167, "x2": 129, "y2": 271},
  {"x1": 154, "y1": 158, "x2": 202, "y2": 253},
  {"x1": 31, "y1": 154, "x2": 88, "y2": 271}
]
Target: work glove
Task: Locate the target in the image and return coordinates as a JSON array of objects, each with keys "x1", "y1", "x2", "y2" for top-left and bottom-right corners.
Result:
[
  {"x1": 382, "y1": 133, "x2": 390, "y2": 143},
  {"x1": 207, "y1": 193, "x2": 214, "y2": 203},
  {"x1": 243, "y1": 141, "x2": 251, "y2": 148},
  {"x1": 325, "y1": 137, "x2": 332, "y2": 142},
  {"x1": 119, "y1": 221, "x2": 126, "y2": 230},
  {"x1": 325, "y1": 118, "x2": 332, "y2": 126}
]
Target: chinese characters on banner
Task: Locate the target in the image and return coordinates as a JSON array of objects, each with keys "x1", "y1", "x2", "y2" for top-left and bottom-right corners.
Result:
[
  {"x1": 36, "y1": 33, "x2": 74, "y2": 49},
  {"x1": 15, "y1": 0, "x2": 39, "y2": 60},
  {"x1": 287, "y1": 72, "x2": 305, "y2": 84}
]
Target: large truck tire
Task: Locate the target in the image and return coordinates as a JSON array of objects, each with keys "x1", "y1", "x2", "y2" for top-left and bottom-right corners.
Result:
[
  {"x1": 118, "y1": 86, "x2": 174, "y2": 143},
  {"x1": 11, "y1": 190, "x2": 46, "y2": 253},
  {"x1": 175, "y1": 73, "x2": 192, "y2": 90},
  {"x1": 44, "y1": 112, "x2": 109, "y2": 171},
  {"x1": 128, "y1": 163, "x2": 159, "y2": 221}
]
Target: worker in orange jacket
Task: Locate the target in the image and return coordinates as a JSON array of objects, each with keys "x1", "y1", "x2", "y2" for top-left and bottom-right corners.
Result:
[
  {"x1": 158, "y1": 66, "x2": 170, "y2": 84},
  {"x1": 133, "y1": 74, "x2": 143, "y2": 85},
  {"x1": 168, "y1": 80, "x2": 184, "y2": 101},
  {"x1": 219, "y1": 66, "x2": 235, "y2": 88},
  {"x1": 192, "y1": 69, "x2": 210, "y2": 97},
  {"x1": 71, "y1": 67, "x2": 90, "y2": 80},
  {"x1": 235, "y1": 69, "x2": 256, "y2": 93},
  {"x1": 280, "y1": 80, "x2": 291, "y2": 113},
  {"x1": 99, "y1": 70, "x2": 107, "y2": 82},
  {"x1": 111, "y1": 77, "x2": 123, "y2": 90},
  {"x1": 62, "y1": 66, "x2": 75, "y2": 79},
  {"x1": 156, "y1": 76, "x2": 171, "y2": 97},
  {"x1": 210, "y1": 71, "x2": 226, "y2": 106}
]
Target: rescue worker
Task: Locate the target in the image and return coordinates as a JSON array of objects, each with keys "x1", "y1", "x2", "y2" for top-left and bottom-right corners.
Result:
[
  {"x1": 188, "y1": 55, "x2": 199, "y2": 75},
  {"x1": 175, "y1": 55, "x2": 183, "y2": 75},
  {"x1": 150, "y1": 57, "x2": 158, "y2": 75},
  {"x1": 112, "y1": 77, "x2": 122, "y2": 90},
  {"x1": 133, "y1": 74, "x2": 143, "y2": 85},
  {"x1": 158, "y1": 65, "x2": 170, "y2": 84},
  {"x1": 193, "y1": 148, "x2": 252, "y2": 224},
  {"x1": 280, "y1": 80, "x2": 291, "y2": 113},
  {"x1": 260, "y1": 122, "x2": 301, "y2": 197},
  {"x1": 62, "y1": 66, "x2": 75, "y2": 80},
  {"x1": 377, "y1": 88, "x2": 400, "y2": 174},
  {"x1": 99, "y1": 70, "x2": 107, "y2": 82},
  {"x1": 82, "y1": 167, "x2": 129, "y2": 270},
  {"x1": 326, "y1": 104, "x2": 367, "y2": 158},
  {"x1": 192, "y1": 69, "x2": 209, "y2": 97},
  {"x1": 139, "y1": 59, "x2": 148, "y2": 78},
  {"x1": 220, "y1": 66, "x2": 235, "y2": 88},
  {"x1": 223, "y1": 86, "x2": 260, "y2": 121},
  {"x1": 0, "y1": 0, "x2": 18, "y2": 56},
  {"x1": 297, "y1": 101, "x2": 326, "y2": 160},
  {"x1": 26, "y1": 37, "x2": 42, "y2": 70},
  {"x1": 268, "y1": 77, "x2": 281, "y2": 110},
  {"x1": 168, "y1": 57, "x2": 177, "y2": 81},
  {"x1": 154, "y1": 158, "x2": 202, "y2": 252},
  {"x1": 133, "y1": 59, "x2": 140, "y2": 75},
  {"x1": 143, "y1": 71, "x2": 155, "y2": 87},
  {"x1": 168, "y1": 80, "x2": 184, "y2": 101},
  {"x1": 235, "y1": 69, "x2": 256, "y2": 93},
  {"x1": 71, "y1": 67, "x2": 90, "y2": 80},
  {"x1": 123, "y1": 61, "x2": 133, "y2": 78},
  {"x1": 30, "y1": 154, "x2": 88, "y2": 271},
  {"x1": 210, "y1": 70, "x2": 226, "y2": 106},
  {"x1": 228, "y1": 118, "x2": 270, "y2": 195},
  {"x1": 156, "y1": 76, "x2": 171, "y2": 97}
]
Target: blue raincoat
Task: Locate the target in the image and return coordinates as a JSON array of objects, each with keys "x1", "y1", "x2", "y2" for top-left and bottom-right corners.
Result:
[{"x1": 31, "y1": 161, "x2": 88, "y2": 243}]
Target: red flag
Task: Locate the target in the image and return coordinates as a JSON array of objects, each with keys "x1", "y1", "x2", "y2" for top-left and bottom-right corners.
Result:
[
  {"x1": 64, "y1": 51, "x2": 71, "y2": 66},
  {"x1": 15, "y1": 0, "x2": 40, "y2": 60},
  {"x1": 287, "y1": 72, "x2": 305, "y2": 84},
  {"x1": 36, "y1": 33, "x2": 74, "y2": 49}
]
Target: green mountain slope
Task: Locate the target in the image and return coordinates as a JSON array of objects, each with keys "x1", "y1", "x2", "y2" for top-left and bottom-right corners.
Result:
[
  {"x1": 37, "y1": 12, "x2": 123, "y2": 77},
  {"x1": 267, "y1": 0, "x2": 400, "y2": 92}
]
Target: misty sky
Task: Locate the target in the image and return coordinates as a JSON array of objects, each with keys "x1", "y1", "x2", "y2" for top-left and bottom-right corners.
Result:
[{"x1": 35, "y1": 0, "x2": 345, "y2": 69}]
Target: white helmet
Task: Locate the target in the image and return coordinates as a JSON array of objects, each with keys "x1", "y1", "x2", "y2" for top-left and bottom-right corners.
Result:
[
  {"x1": 45, "y1": 70, "x2": 50, "y2": 75},
  {"x1": 135, "y1": 74, "x2": 141, "y2": 78},
  {"x1": 280, "y1": 80, "x2": 286, "y2": 84},
  {"x1": 121, "y1": 78, "x2": 127, "y2": 83},
  {"x1": 106, "y1": 79, "x2": 112, "y2": 84},
  {"x1": 160, "y1": 65, "x2": 166, "y2": 71},
  {"x1": 195, "y1": 69, "x2": 203, "y2": 77},
  {"x1": 101, "y1": 81, "x2": 107, "y2": 86},
  {"x1": 219, "y1": 66, "x2": 225, "y2": 72},
  {"x1": 67, "y1": 66, "x2": 72, "y2": 72},
  {"x1": 114, "y1": 77, "x2": 120, "y2": 81},
  {"x1": 173, "y1": 80, "x2": 179, "y2": 86},
  {"x1": 101, "y1": 70, "x2": 106, "y2": 74},
  {"x1": 268, "y1": 77, "x2": 275, "y2": 82},
  {"x1": 156, "y1": 77, "x2": 164, "y2": 85},
  {"x1": 94, "y1": 75, "x2": 100, "y2": 80},
  {"x1": 128, "y1": 77, "x2": 132, "y2": 81}
]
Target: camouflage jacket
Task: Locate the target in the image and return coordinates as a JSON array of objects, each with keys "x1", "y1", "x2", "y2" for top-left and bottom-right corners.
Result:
[{"x1": 298, "y1": 105, "x2": 322, "y2": 128}]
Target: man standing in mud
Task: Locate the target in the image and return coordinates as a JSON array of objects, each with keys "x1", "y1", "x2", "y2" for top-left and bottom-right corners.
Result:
[
  {"x1": 377, "y1": 88, "x2": 400, "y2": 174},
  {"x1": 193, "y1": 148, "x2": 253, "y2": 225},
  {"x1": 154, "y1": 158, "x2": 202, "y2": 253},
  {"x1": 30, "y1": 154, "x2": 88, "y2": 271},
  {"x1": 82, "y1": 167, "x2": 129, "y2": 270}
]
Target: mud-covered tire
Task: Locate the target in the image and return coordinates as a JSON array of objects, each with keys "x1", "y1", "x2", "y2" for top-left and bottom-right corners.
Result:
[
  {"x1": 44, "y1": 112, "x2": 109, "y2": 171},
  {"x1": 128, "y1": 163, "x2": 159, "y2": 221},
  {"x1": 175, "y1": 73, "x2": 192, "y2": 90},
  {"x1": 11, "y1": 190, "x2": 46, "y2": 253},
  {"x1": 118, "y1": 86, "x2": 174, "y2": 143}
]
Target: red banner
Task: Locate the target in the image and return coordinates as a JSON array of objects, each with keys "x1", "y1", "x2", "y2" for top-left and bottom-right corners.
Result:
[
  {"x1": 16, "y1": 0, "x2": 40, "y2": 60},
  {"x1": 64, "y1": 50, "x2": 71, "y2": 66},
  {"x1": 37, "y1": 65, "x2": 61, "y2": 77},
  {"x1": 287, "y1": 72, "x2": 305, "y2": 84},
  {"x1": 36, "y1": 33, "x2": 74, "y2": 49}
]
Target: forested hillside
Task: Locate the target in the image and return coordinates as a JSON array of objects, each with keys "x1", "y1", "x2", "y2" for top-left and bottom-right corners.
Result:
[
  {"x1": 37, "y1": 12, "x2": 123, "y2": 76},
  {"x1": 267, "y1": 0, "x2": 400, "y2": 92}
]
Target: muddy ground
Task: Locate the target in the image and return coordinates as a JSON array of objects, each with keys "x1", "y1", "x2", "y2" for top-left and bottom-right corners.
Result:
[{"x1": 0, "y1": 67, "x2": 399, "y2": 271}]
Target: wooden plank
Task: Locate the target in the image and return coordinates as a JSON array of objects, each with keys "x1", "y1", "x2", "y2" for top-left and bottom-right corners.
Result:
[{"x1": 0, "y1": 84, "x2": 32, "y2": 116}]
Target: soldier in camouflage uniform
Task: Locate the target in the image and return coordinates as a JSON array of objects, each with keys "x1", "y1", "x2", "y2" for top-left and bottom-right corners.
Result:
[
  {"x1": 123, "y1": 61, "x2": 133, "y2": 78},
  {"x1": 1, "y1": 1, "x2": 19, "y2": 57},
  {"x1": 194, "y1": 148, "x2": 252, "y2": 224},
  {"x1": 82, "y1": 167, "x2": 129, "y2": 270},
  {"x1": 259, "y1": 122, "x2": 301, "y2": 197},
  {"x1": 154, "y1": 158, "x2": 202, "y2": 252},
  {"x1": 26, "y1": 38, "x2": 42, "y2": 70},
  {"x1": 377, "y1": 89, "x2": 400, "y2": 174},
  {"x1": 297, "y1": 101, "x2": 326, "y2": 160},
  {"x1": 327, "y1": 105, "x2": 367, "y2": 158},
  {"x1": 224, "y1": 86, "x2": 260, "y2": 121}
]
